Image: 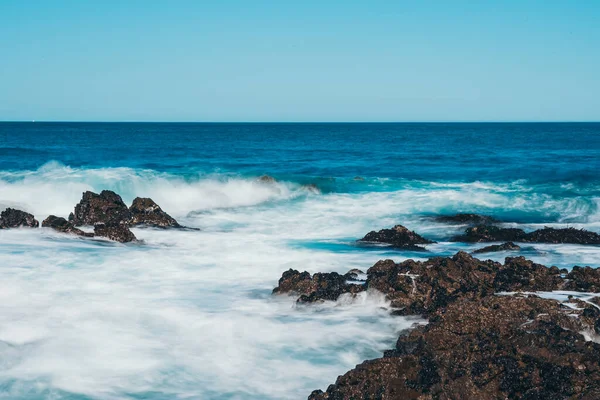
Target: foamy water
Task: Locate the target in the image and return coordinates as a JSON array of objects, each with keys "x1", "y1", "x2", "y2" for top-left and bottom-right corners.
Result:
[{"x1": 1, "y1": 161, "x2": 600, "y2": 399}]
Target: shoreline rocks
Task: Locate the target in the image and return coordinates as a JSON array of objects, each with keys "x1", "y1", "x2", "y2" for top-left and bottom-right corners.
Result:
[
  {"x1": 453, "y1": 224, "x2": 600, "y2": 244},
  {"x1": 0, "y1": 208, "x2": 39, "y2": 229},
  {"x1": 42, "y1": 215, "x2": 93, "y2": 237},
  {"x1": 129, "y1": 197, "x2": 181, "y2": 228},
  {"x1": 432, "y1": 213, "x2": 499, "y2": 225},
  {"x1": 93, "y1": 223, "x2": 137, "y2": 243},
  {"x1": 70, "y1": 190, "x2": 132, "y2": 226},
  {"x1": 358, "y1": 225, "x2": 435, "y2": 251}
]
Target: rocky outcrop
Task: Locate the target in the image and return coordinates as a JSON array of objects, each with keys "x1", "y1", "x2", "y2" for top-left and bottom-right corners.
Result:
[
  {"x1": 0, "y1": 208, "x2": 39, "y2": 228},
  {"x1": 452, "y1": 225, "x2": 528, "y2": 242},
  {"x1": 42, "y1": 215, "x2": 93, "y2": 237},
  {"x1": 472, "y1": 241, "x2": 521, "y2": 254},
  {"x1": 358, "y1": 225, "x2": 435, "y2": 251},
  {"x1": 526, "y1": 227, "x2": 600, "y2": 244},
  {"x1": 129, "y1": 197, "x2": 180, "y2": 228},
  {"x1": 432, "y1": 213, "x2": 499, "y2": 225},
  {"x1": 309, "y1": 295, "x2": 600, "y2": 400},
  {"x1": 272, "y1": 269, "x2": 365, "y2": 303},
  {"x1": 93, "y1": 223, "x2": 137, "y2": 243},
  {"x1": 70, "y1": 190, "x2": 132, "y2": 226},
  {"x1": 453, "y1": 224, "x2": 600, "y2": 244}
]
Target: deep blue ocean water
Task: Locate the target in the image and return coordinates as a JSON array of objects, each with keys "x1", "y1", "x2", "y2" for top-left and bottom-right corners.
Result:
[{"x1": 0, "y1": 122, "x2": 599, "y2": 399}]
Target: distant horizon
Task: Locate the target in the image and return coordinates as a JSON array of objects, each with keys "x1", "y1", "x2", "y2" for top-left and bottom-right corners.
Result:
[{"x1": 1, "y1": 120, "x2": 599, "y2": 124}]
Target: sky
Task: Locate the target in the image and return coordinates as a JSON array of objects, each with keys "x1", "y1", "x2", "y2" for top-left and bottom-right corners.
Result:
[{"x1": 0, "y1": 0, "x2": 599, "y2": 122}]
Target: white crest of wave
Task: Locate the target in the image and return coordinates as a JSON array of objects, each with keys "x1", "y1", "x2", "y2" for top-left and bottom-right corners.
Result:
[{"x1": 0, "y1": 161, "x2": 307, "y2": 220}]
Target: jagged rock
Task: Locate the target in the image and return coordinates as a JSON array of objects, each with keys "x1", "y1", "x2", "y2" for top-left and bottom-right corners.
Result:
[
  {"x1": 564, "y1": 266, "x2": 600, "y2": 292},
  {"x1": 358, "y1": 225, "x2": 435, "y2": 251},
  {"x1": 526, "y1": 227, "x2": 600, "y2": 244},
  {"x1": 0, "y1": 208, "x2": 39, "y2": 228},
  {"x1": 93, "y1": 223, "x2": 136, "y2": 243},
  {"x1": 433, "y1": 213, "x2": 499, "y2": 225},
  {"x1": 310, "y1": 295, "x2": 600, "y2": 400},
  {"x1": 129, "y1": 197, "x2": 180, "y2": 228},
  {"x1": 493, "y1": 256, "x2": 564, "y2": 292},
  {"x1": 472, "y1": 241, "x2": 521, "y2": 254},
  {"x1": 70, "y1": 190, "x2": 132, "y2": 226},
  {"x1": 272, "y1": 269, "x2": 364, "y2": 303},
  {"x1": 453, "y1": 225, "x2": 600, "y2": 245},
  {"x1": 257, "y1": 175, "x2": 276, "y2": 184},
  {"x1": 42, "y1": 215, "x2": 93, "y2": 237},
  {"x1": 452, "y1": 225, "x2": 527, "y2": 242}
]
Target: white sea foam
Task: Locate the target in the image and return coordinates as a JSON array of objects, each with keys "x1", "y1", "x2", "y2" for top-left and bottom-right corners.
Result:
[{"x1": 0, "y1": 163, "x2": 599, "y2": 398}]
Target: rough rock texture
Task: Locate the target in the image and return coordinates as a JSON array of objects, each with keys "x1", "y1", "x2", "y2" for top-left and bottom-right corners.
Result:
[
  {"x1": 129, "y1": 197, "x2": 181, "y2": 228},
  {"x1": 0, "y1": 208, "x2": 39, "y2": 228},
  {"x1": 564, "y1": 266, "x2": 600, "y2": 292},
  {"x1": 93, "y1": 223, "x2": 137, "y2": 243},
  {"x1": 42, "y1": 215, "x2": 93, "y2": 237},
  {"x1": 309, "y1": 295, "x2": 600, "y2": 400},
  {"x1": 452, "y1": 225, "x2": 528, "y2": 243},
  {"x1": 472, "y1": 241, "x2": 521, "y2": 254},
  {"x1": 272, "y1": 269, "x2": 365, "y2": 303},
  {"x1": 433, "y1": 213, "x2": 499, "y2": 225},
  {"x1": 453, "y1": 225, "x2": 600, "y2": 244},
  {"x1": 70, "y1": 190, "x2": 132, "y2": 226},
  {"x1": 526, "y1": 227, "x2": 600, "y2": 244},
  {"x1": 358, "y1": 225, "x2": 435, "y2": 251}
]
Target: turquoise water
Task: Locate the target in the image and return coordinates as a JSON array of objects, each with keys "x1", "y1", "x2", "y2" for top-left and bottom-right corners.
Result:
[{"x1": 0, "y1": 122, "x2": 599, "y2": 399}]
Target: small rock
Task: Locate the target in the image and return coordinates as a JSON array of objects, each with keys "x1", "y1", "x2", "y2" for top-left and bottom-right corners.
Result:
[
  {"x1": 472, "y1": 242, "x2": 521, "y2": 254},
  {"x1": 0, "y1": 208, "x2": 39, "y2": 228},
  {"x1": 93, "y1": 223, "x2": 136, "y2": 243},
  {"x1": 358, "y1": 225, "x2": 435, "y2": 251},
  {"x1": 42, "y1": 215, "x2": 93, "y2": 237},
  {"x1": 129, "y1": 197, "x2": 181, "y2": 228},
  {"x1": 433, "y1": 213, "x2": 499, "y2": 225},
  {"x1": 452, "y1": 225, "x2": 528, "y2": 243},
  {"x1": 257, "y1": 175, "x2": 276, "y2": 184}
]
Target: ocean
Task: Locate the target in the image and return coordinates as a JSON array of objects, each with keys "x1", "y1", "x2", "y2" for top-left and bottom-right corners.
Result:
[{"x1": 0, "y1": 122, "x2": 599, "y2": 399}]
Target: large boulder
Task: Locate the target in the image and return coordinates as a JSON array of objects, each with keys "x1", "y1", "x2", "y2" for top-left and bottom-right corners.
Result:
[
  {"x1": 42, "y1": 215, "x2": 93, "y2": 237},
  {"x1": 272, "y1": 269, "x2": 365, "y2": 303},
  {"x1": 0, "y1": 208, "x2": 39, "y2": 228},
  {"x1": 358, "y1": 225, "x2": 435, "y2": 251},
  {"x1": 129, "y1": 197, "x2": 180, "y2": 228},
  {"x1": 93, "y1": 223, "x2": 137, "y2": 243},
  {"x1": 70, "y1": 190, "x2": 132, "y2": 226},
  {"x1": 309, "y1": 295, "x2": 600, "y2": 400}
]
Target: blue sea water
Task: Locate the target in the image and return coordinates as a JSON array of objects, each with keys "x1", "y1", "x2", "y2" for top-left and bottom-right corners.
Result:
[{"x1": 0, "y1": 122, "x2": 599, "y2": 399}]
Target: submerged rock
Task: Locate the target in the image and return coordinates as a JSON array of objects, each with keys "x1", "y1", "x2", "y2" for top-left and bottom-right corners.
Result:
[
  {"x1": 472, "y1": 241, "x2": 521, "y2": 254},
  {"x1": 301, "y1": 184, "x2": 321, "y2": 194},
  {"x1": 93, "y1": 223, "x2": 137, "y2": 243},
  {"x1": 42, "y1": 215, "x2": 93, "y2": 237},
  {"x1": 0, "y1": 208, "x2": 39, "y2": 229},
  {"x1": 433, "y1": 213, "x2": 499, "y2": 225},
  {"x1": 257, "y1": 175, "x2": 276, "y2": 184},
  {"x1": 70, "y1": 190, "x2": 132, "y2": 226},
  {"x1": 129, "y1": 197, "x2": 181, "y2": 228},
  {"x1": 358, "y1": 225, "x2": 435, "y2": 251},
  {"x1": 309, "y1": 295, "x2": 600, "y2": 400}
]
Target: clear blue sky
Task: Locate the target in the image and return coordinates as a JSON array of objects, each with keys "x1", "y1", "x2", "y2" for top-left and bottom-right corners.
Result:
[{"x1": 1, "y1": 0, "x2": 598, "y2": 122}]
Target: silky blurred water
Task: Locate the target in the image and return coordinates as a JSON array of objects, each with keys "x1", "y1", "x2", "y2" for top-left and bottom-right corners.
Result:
[{"x1": 0, "y1": 122, "x2": 598, "y2": 399}]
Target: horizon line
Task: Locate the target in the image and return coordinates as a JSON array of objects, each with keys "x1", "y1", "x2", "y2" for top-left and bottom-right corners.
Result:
[{"x1": 1, "y1": 120, "x2": 599, "y2": 124}]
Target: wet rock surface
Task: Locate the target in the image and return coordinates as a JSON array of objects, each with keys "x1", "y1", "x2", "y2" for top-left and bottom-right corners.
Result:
[
  {"x1": 472, "y1": 241, "x2": 521, "y2": 254},
  {"x1": 0, "y1": 208, "x2": 39, "y2": 228},
  {"x1": 93, "y1": 223, "x2": 137, "y2": 243},
  {"x1": 257, "y1": 175, "x2": 277, "y2": 184},
  {"x1": 70, "y1": 190, "x2": 132, "y2": 226},
  {"x1": 358, "y1": 225, "x2": 435, "y2": 251},
  {"x1": 129, "y1": 197, "x2": 181, "y2": 228},
  {"x1": 273, "y1": 252, "x2": 600, "y2": 399},
  {"x1": 453, "y1": 225, "x2": 600, "y2": 244},
  {"x1": 42, "y1": 215, "x2": 93, "y2": 237},
  {"x1": 432, "y1": 213, "x2": 499, "y2": 225},
  {"x1": 309, "y1": 295, "x2": 600, "y2": 400}
]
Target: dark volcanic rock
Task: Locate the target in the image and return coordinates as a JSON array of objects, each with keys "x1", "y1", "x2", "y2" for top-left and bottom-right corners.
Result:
[
  {"x1": 452, "y1": 225, "x2": 527, "y2": 243},
  {"x1": 564, "y1": 266, "x2": 600, "y2": 292},
  {"x1": 70, "y1": 190, "x2": 132, "y2": 226},
  {"x1": 526, "y1": 226, "x2": 600, "y2": 244},
  {"x1": 433, "y1": 213, "x2": 499, "y2": 225},
  {"x1": 309, "y1": 295, "x2": 600, "y2": 400},
  {"x1": 42, "y1": 215, "x2": 93, "y2": 237},
  {"x1": 0, "y1": 208, "x2": 39, "y2": 228},
  {"x1": 358, "y1": 225, "x2": 435, "y2": 251},
  {"x1": 454, "y1": 224, "x2": 600, "y2": 245},
  {"x1": 129, "y1": 197, "x2": 180, "y2": 228},
  {"x1": 472, "y1": 241, "x2": 521, "y2": 254},
  {"x1": 493, "y1": 256, "x2": 564, "y2": 292},
  {"x1": 272, "y1": 269, "x2": 365, "y2": 303},
  {"x1": 93, "y1": 223, "x2": 137, "y2": 243}
]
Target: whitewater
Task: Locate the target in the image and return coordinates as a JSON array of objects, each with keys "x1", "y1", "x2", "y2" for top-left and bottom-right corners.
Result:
[{"x1": 0, "y1": 122, "x2": 599, "y2": 399}]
